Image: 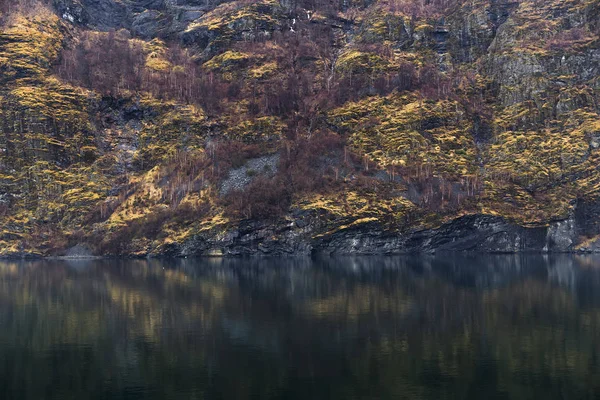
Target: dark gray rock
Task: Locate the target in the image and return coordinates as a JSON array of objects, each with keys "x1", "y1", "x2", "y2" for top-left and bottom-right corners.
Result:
[
  {"x1": 170, "y1": 219, "x2": 313, "y2": 257},
  {"x1": 62, "y1": 244, "x2": 98, "y2": 259},
  {"x1": 220, "y1": 154, "x2": 280, "y2": 196},
  {"x1": 52, "y1": 0, "x2": 257, "y2": 50},
  {"x1": 314, "y1": 214, "x2": 587, "y2": 255},
  {"x1": 178, "y1": 9, "x2": 204, "y2": 24},
  {"x1": 132, "y1": 10, "x2": 171, "y2": 38},
  {"x1": 163, "y1": 196, "x2": 600, "y2": 257},
  {"x1": 158, "y1": 211, "x2": 596, "y2": 257},
  {"x1": 54, "y1": 0, "x2": 130, "y2": 29}
]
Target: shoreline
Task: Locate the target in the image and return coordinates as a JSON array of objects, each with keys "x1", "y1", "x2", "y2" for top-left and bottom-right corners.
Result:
[{"x1": 3, "y1": 212, "x2": 600, "y2": 259}]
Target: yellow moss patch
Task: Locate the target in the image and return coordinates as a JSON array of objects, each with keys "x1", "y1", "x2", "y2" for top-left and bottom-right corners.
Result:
[
  {"x1": 185, "y1": 0, "x2": 282, "y2": 49},
  {"x1": 337, "y1": 49, "x2": 395, "y2": 75},
  {"x1": 0, "y1": 10, "x2": 63, "y2": 80},
  {"x1": 248, "y1": 61, "x2": 278, "y2": 79},
  {"x1": 136, "y1": 96, "x2": 207, "y2": 166},
  {"x1": 143, "y1": 38, "x2": 172, "y2": 71},
  {"x1": 481, "y1": 106, "x2": 600, "y2": 224},
  {"x1": 329, "y1": 92, "x2": 477, "y2": 178},
  {"x1": 203, "y1": 50, "x2": 251, "y2": 72},
  {"x1": 225, "y1": 116, "x2": 285, "y2": 143},
  {"x1": 299, "y1": 190, "x2": 416, "y2": 236}
]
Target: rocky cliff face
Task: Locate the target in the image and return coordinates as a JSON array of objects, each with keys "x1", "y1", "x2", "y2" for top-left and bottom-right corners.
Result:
[
  {"x1": 53, "y1": 0, "x2": 226, "y2": 33},
  {"x1": 161, "y1": 199, "x2": 600, "y2": 257},
  {"x1": 2, "y1": 0, "x2": 600, "y2": 257}
]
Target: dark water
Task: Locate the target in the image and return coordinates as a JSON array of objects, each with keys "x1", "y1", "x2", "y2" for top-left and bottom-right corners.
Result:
[{"x1": 0, "y1": 256, "x2": 600, "y2": 399}]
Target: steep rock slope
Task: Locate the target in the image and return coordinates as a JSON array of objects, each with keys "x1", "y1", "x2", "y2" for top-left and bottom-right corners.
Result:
[{"x1": 1, "y1": 0, "x2": 600, "y2": 257}]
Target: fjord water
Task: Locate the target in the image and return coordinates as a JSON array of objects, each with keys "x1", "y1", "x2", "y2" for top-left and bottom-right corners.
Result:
[{"x1": 0, "y1": 256, "x2": 599, "y2": 399}]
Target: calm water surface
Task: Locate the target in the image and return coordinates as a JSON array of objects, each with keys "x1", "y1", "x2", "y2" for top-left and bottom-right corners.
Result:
[{"x1": 0, "y1": 255, "x2": 599, "y2": 399}]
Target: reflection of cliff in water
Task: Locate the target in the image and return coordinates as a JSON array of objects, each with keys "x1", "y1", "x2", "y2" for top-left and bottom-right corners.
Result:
[{"x1": 0, "y1": 256, "x2": 599, "y2": 399}]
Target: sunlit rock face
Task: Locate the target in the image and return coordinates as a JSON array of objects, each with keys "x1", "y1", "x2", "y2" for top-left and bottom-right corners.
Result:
[{"x1": 3, "y1": 0, "x2": 600, "y2": 257}]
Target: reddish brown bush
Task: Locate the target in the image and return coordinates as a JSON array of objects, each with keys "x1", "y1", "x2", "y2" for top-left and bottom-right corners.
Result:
[
  {"x1": 546, "y1": 28, "x2": 589, "y2": 51},
  {"x1": 224, "y1": 175, "x2": 291, "y2": 220},
  {"x1": 221, "y1": 131, "x2": 345, "y2": 220}
]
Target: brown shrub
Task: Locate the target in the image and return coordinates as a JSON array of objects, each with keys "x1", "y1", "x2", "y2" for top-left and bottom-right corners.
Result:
[
  {"x1": 546, "y1": 28, "x2": 589, "y2": 51},
  {"x1": 224, "y1": 175, "x2": 291, "y2": 220}
]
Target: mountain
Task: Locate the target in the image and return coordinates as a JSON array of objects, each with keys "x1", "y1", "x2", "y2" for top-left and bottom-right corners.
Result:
[{"x1": 1, "y1": 0, "x2": 600, "y2": 257}]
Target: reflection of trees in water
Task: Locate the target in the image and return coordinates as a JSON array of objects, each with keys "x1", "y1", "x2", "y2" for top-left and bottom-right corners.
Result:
[
  {"x1": 0, "y1": 256, "x2": 600, "y2": 398},
  {"x1": 482, "y1": 279, "x2": 600, "y2": 398}
]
